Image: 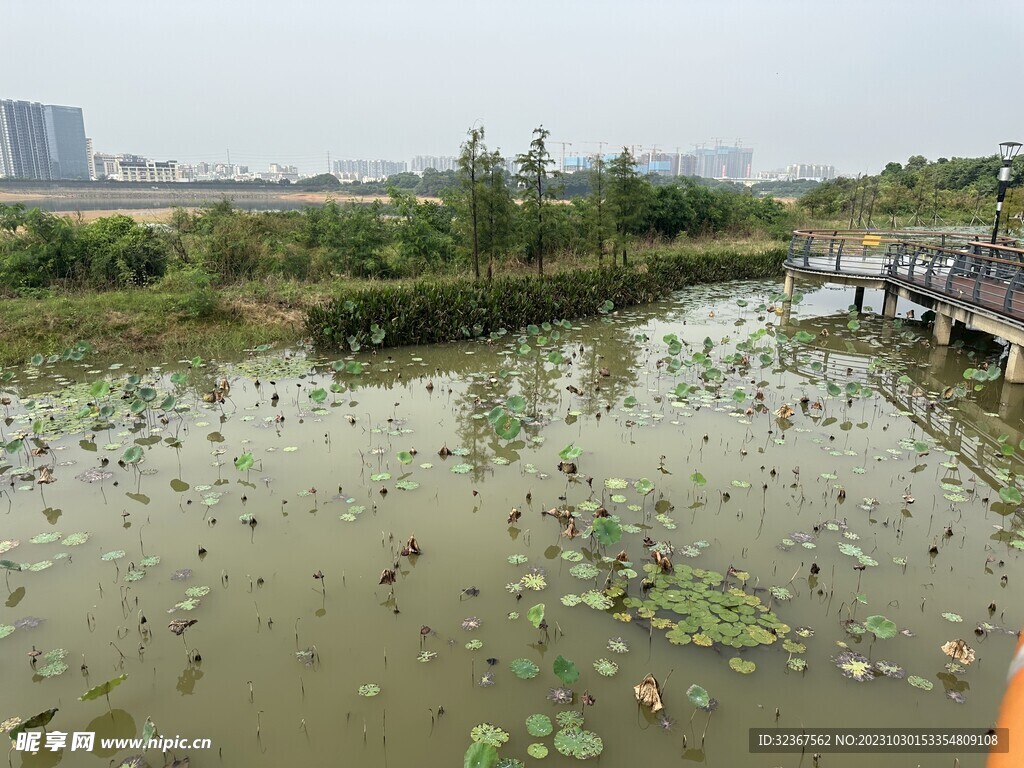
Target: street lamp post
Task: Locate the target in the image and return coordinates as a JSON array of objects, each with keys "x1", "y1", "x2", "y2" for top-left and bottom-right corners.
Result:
[{"x1": 991, "y1": 140, "x2": 1021, "y2": 244}]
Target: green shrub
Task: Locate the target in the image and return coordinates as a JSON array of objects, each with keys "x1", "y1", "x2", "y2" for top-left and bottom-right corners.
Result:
[{"x1": 306, "y1": 248, "x2": 785, "y2": 348}]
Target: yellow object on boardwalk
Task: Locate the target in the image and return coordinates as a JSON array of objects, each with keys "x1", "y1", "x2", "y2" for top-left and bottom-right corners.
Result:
[{"x1": 988, "y1": 631, "x2": 1024, "y2": 767}]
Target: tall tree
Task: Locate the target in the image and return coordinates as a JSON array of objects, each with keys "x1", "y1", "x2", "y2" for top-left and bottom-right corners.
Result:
[
  {"x1": 516, "y1": 126, "x2": 557, "y2": 276},
  {"x1": 587, "y1": 156, "x2": 611, "y2": 264},
  {"x1": 479, "y1": 148, "x2": 515, "y2": 280},
  {"x1": 606, "y1": 147, "x2": 650, "y2": 265},
  {"x1": 456, "y1": 126, "x2": 485, "y2": 279}
]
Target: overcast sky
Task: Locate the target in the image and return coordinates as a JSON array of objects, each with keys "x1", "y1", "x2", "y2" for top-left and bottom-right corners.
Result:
[{"x1": 5, "y1": 1, "x2": 1022, "y2": 176}]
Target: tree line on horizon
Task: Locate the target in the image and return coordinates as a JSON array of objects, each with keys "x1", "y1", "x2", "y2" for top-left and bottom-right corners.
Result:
[
  {"x1": 798, "y1": 153, "x2": 1023, "y2": 229},
  {"x1": 0, "y1": 124, "x2": 791, "y2": 292}
]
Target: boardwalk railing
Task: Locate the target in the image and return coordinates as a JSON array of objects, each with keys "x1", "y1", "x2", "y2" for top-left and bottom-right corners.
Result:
[{"x1": 787, "y1": 230, "x2": 1024, "y2": 324}]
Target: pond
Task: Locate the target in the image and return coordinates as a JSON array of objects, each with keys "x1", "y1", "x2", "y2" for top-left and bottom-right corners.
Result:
[{"x1": 1, "y1": 279, "x2": 1021, "y2": 768}]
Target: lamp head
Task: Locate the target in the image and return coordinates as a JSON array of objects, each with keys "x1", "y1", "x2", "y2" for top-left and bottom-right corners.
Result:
[{"x1": 999, "y1": 141, "x2": 1022, "y2": 162}]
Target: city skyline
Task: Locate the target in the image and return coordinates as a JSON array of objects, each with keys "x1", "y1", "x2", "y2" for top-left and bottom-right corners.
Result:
[{"x1": 3, "y1": 1, "x2": 1018, "y2": 179}]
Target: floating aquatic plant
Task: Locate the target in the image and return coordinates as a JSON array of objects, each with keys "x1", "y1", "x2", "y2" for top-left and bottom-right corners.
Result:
[
  {"x1": 864, "y1": 615, "x2": 897, "y2": 640},
  {"x1": 521, "y1": 573, "x2": 547, "y2": 591},
  {"x1": 527, "y1": 603, "x2": 545, "y2": 629},
  {"x1": 36, "y1": 648, "x2": 68, "y2": 678},
  {"x1": 941, "y1": 639, "x2": 976, "y2": 665},
  {"x1": 525, "y1": 713, "x2": 553, "y2": 737},
  {"x1": 728, "y1": 657, "x2": 756, "y2": 674},
  {"x1": 607, "y1": 637, "x2": 629, "y2": 654},
  {"x1": 569, "y1": 563, "x2": 600, "y2": 580},
  {"x1": 462, "y1": 616, "x2": 481, "y2": 631},
  {"x1": 557, "y1": 729, "x2": 602, "y2": 765},
  {"x1": 580, "y1": 591, "x2": 613, "y2": 610},
  {"x1": 29, "y1": 532, "x2": 61, "y2": 544},
  {"x1": 510, "y1": 659, "x2": 540, "y2": 680},
  {"x1": 527, "y1": 743, "x2": 548, "y2": 759},
  {"x1": 874, "y1": 660, "x2": 905, "y2": 679},
  {"x1": 547, "y1": 687, "x2": 574, "y2": 704},
  {"x1": 553, "y1": 655, "x2": 579, "y2": 685},
  {"x1": 907, "y1": 675, "x2": 933, "y2": 691},
  {"x1": 470, "y1": 723, "x2": 510, "y2": 747},
  {"x1": 833, "y1": 651, "x2": 875, "y2": 682},
  {"x1": 357, "y1": 683, "x2": 380, "y2": 697}
]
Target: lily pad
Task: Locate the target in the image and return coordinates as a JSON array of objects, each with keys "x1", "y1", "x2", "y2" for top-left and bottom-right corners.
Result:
[
  {"x1": 728, "y1": 657, "x2": 756, "y2": 674},
  {"x1": 865, "y1": 615, "x2": 897, "y2": 639},
  {"x1": 471, "y1": 723, "x2": 510, "y2": 747},
  {"x1": 525, "y1": 713, "x2": 553, "y2": 737},
  {"x1": 908, "y1": 675, "x2": 934, "y2": 691},
  {"x1": 511, "y1": 658, "x2": 540, "y2": 680},
  {"x1": 29, "y1": 532, "x2": 62, "y2": 544}
]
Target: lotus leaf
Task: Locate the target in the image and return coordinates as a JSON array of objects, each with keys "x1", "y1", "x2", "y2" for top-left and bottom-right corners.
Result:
[
  {"x1": 471, "y1": 723, "x2": 510, "y2": 747},
  {"x1": 510, "y1": 658, "x2": 540, "y2": 679},
  {"x1": 525, "y1": 713, "x2": 553, "y2": 737}
]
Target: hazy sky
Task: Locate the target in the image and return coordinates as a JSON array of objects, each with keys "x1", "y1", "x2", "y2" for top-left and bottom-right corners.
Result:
[{"x1": 5, "y1": 1, "x2": 1022, "y2": 176}]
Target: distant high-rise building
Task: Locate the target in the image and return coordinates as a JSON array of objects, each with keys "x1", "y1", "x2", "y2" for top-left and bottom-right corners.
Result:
[
  {"x1": 411, "y1": 155, "x2": 457, "y2": 173},
  {"x1": 785, "y1": 163, "x2": 835, "y2": 181},
  {"x1": 679, "y1": 153, "x2": 698, "y2": 177},
  {"x1": 0, "y1": 100, "x2": 51, "y2": 180},
  {"x1": 693, "y1": 145, "x2": 753, "y2": 179},
  {"x1": 0, "y1": 99, "x2": 89, "y2": 180},
  {"x1": 86, "y1": 138, "x2": 95, "y2": 180},
  {"x1": 332, "y1": 158, "x2": 407, "y2": 181},
  {"x1": 42, "y1": 105, "x2": 89, "y2": 180}
]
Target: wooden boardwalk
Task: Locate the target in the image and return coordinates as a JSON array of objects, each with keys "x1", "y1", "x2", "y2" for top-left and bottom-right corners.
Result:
[{"x1": 784, "y1": 230, "x2": 1024, "y2": 382}]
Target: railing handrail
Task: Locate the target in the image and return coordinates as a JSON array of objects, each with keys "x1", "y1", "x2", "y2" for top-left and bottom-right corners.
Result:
[
  {"x1": 786, "y1": 229, "x2": 1024, "y2": 328},
  {"x1": 791, "y1": 230, "x2": 1020, "y2": 254},
  {"x1": 793, "y1": 228, "x2": 1016, "y2": 243}
]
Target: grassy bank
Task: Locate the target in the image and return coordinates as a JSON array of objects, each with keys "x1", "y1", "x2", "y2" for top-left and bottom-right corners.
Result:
[
  {"x1": 306, "y1": 245, "x2": 785, "y2": 348},
  {"x1": 0, "y1": 241, "x2": 785, "y2": 367}
]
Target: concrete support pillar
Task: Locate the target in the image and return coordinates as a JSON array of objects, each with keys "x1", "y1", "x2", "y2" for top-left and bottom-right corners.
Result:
[
  {"x1": 853, "y1": 287, "x2": 865, "y2": 312},
  {"x1": 932, "y1": 312, "x2": 952, "y2": 346},
  {"x1": 783, "y1": 271, "x2": 795, "y2": 299},
  {"x1": 882, "y1": 290, "x2": 898, "y2": 318},
  {"x1": 1006, "y1": 344, "x2": 1024, "y2": 385}
]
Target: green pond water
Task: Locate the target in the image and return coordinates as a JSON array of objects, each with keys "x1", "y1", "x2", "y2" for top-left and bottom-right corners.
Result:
[{"x1": 1, "y1": 279, "x2": 1022, "y2": 768}]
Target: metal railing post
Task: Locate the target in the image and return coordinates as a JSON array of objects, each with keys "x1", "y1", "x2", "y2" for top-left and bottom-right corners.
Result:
[
  {"x1": 1005, "y1": 263, "x2": 1024, "y2": 314},
  {"x1": 945, "y1": 254, "x2": 960, "y2": 293}
]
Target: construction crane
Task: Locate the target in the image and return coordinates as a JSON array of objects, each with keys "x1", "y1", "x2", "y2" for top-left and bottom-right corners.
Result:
[{"x1": 553, "y1": 141, "x2": 573, "y2": 173}]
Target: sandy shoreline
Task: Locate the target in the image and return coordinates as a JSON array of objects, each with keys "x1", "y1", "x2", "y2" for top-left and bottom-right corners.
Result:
[{"x1": 0, "y1": 187, "x2": 437, "y2": 221}]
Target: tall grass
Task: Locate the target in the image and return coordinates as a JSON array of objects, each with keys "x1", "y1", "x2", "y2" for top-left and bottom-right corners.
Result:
[{"x1": 306, "y1": 247, "x2": 785, "y2": 348}]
